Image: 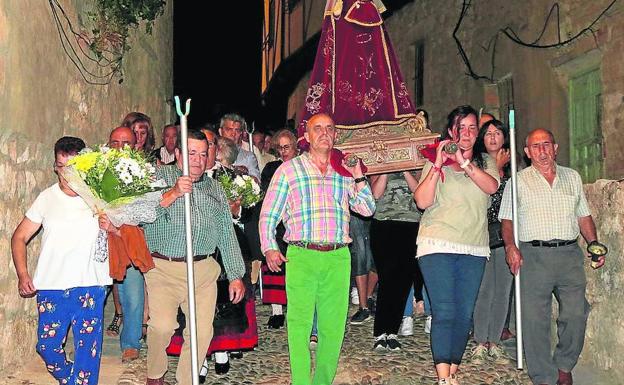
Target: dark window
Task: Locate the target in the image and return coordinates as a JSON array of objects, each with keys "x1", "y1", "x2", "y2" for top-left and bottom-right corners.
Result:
[{"x1": 287, "y1": 0, "x2": 302, "y2": 12}]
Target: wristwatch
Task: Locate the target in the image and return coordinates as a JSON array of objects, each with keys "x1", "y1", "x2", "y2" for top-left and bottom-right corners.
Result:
[{"x1": 354, "y1": 176, "x2": 367, "y2": 183}]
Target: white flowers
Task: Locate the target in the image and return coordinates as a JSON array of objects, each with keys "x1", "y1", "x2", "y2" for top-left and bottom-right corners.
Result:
[
  {"x1": 114, "y1": 158, "x2": 147, "y2": 185},
  {"x1": 217, "y1": 172, "x2": 263, "y2": 208},
  {"x1": 233, "y1": 175, "x2": 247, "y2": 188}
]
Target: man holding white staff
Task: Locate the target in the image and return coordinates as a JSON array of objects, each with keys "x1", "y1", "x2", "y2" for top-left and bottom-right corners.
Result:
[
  {"x1": 259, "y1": 113, "x2": 375, "y2": 385},
  {"x1": 143, "y1": 129, "x2": 245, "y2": 385},
  {"x1": 499, "y1": 128, "x2": 606, "y2": 385}
]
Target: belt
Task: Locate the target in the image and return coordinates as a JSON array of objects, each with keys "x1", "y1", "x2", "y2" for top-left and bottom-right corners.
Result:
[
  {"x1": 151, "y1": 252, "x2": 209, "y2": 262},
  {"x1": 290, "y1": 241, "x2": 347, "y2": 252},
  {"x1": 529, "y1": 239, "x2": 577, "y2": 248}
]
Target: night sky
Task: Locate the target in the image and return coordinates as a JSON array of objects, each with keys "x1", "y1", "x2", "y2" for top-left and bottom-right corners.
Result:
[{"x1": 173, "y1": 1, "x2": 264, "y2": 130}]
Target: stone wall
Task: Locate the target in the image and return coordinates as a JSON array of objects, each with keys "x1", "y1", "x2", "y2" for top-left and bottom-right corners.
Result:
[
  {"x1": 583, "y1": 180, "x2": 624, "y2": 378},
  {"x1": 0, "y1": 0, "x2": 173, "y2": 375}
]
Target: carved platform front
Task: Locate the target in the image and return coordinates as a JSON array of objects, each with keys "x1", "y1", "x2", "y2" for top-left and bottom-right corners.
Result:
[{"x1": 335, "y1": 114, "x2": 439, "y2": 174}]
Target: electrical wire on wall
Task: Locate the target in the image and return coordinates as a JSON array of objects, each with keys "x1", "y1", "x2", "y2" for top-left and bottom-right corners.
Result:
[
  {"x1": 453, "y1": 0, "x2": 619, "y2": 82},
  {"x1": 48, "y1": 0, "x2": 123, "y2": 85}
]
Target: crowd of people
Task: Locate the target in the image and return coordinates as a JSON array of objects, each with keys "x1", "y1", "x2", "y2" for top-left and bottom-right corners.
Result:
[{"x1": 11, "y1": 106, "x2": 605, "y2": 385}]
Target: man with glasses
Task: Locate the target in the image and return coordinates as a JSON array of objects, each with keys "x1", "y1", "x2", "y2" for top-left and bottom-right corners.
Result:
[{"x1": 219, "y1": 113, "x2": 260, "y2": 180}]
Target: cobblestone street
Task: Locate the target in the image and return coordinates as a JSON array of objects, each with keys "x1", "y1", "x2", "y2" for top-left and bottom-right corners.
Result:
[{"x1": 4, "y1": 297, "x2": 534, "y2": 385}]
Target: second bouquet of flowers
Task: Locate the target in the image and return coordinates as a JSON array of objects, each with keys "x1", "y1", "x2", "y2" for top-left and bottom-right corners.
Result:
[{"x1": 216, "y1": 172, "x2": 263, "y2": 208}]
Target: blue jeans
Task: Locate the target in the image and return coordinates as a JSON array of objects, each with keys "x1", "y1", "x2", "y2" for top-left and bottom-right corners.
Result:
[
  {"x1": 403, "y1": 286, "x2": 414, "y2": 317},
  {"x1": 311, "y1": 309, "x2": 318, "y2": 336},
  {"x1": 419, "y1": 253, "x2": 485, "y2": 365},
  {"x1": 423, "y1": 286, "x2": 431, "y2": 316},
  {"x1": 117, "y1": 266, "x2": 145, "y2": 350},
  {"x1": 349, "y1": 214, "x2": 374, "y2": 276},
  {"x1": 36, "y1": 286, "x2": 106, "y2": 385}
]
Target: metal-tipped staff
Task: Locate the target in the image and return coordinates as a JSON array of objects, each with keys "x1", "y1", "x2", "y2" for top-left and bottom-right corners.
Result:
[
  {"x1": 509, "y1": 109, "x2": 524, "y2": 370},
  {"x1": 247, "y1": 121, "x2": 256, "y2": 156},
  {"x1": 175, "y1": 96, "x2": 200, "y2": 385}
]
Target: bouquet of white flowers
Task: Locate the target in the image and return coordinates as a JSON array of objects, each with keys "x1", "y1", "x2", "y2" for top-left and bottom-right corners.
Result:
[
  {"x1": 62, "y1": 145, "x2": 165, "y2": 261},
  {"x1": 216, "y1": 172, "x2": 263, "y2": 208}
]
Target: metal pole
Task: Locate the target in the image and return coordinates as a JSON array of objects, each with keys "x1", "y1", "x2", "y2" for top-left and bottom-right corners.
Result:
[
  {"x1": 258, "y1": 262, "x2": 263, "y2": 300},
  {"x1": 175, "y1": 96, "x2": 200, "y2": 385},
  {"x1": 249, "y1": 121, "x2": 256, "y2": 156},
  {"x1": 509, "y1": 109, "x2": 524, "y2": 370}
]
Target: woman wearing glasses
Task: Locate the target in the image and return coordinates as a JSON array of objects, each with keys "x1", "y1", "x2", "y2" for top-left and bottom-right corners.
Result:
[{"x1": 258, "y1": 129, "x2": 299, "y2": 328}]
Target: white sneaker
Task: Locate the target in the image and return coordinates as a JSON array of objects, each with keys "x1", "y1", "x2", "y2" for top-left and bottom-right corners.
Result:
[
  {"x1": 350, "y1": 287, "x2": 359, "y2": 305},
  {"x1": 425, "y1": 315, "x2": 431, "y2": 334},
  {"x1": 424, "y1": 315, "x2": 432, "y2": 334},
  {"x1": 398, "y1": 316, "x2": 414, "y2": 336}
]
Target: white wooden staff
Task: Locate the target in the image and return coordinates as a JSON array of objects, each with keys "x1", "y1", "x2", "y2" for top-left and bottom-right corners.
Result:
[
  {"x1": 509, "y1": 109, "x2": 524, "y2": 369},
  {"x1": 175, "y1": 96, "x2": 200, "y2": 385},
  {"x1": 245, "y1": 121, "x2": 264, "y2": 300}
]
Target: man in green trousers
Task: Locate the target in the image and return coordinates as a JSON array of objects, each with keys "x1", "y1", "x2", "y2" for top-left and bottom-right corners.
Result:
[{"x1": 259, "y1": 113, "x2": 376, "y2": 385}]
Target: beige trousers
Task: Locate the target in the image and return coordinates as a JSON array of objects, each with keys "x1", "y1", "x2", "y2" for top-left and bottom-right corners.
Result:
[{"x1": 144, "y1": 257, "x2": 221, "y2": 385}]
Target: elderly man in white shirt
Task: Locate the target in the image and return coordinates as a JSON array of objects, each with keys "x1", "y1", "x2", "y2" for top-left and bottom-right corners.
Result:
[{"x1": 499, "y1": 128, "x2": 606, "y2": 385}]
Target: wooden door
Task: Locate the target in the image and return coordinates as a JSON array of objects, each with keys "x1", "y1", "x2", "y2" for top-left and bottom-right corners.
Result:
[{"x1": 569, "y1": 68, "x2": 603, "y2": 183}]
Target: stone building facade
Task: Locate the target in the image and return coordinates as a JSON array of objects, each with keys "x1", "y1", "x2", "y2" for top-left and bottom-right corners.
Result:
[
  {"x1": 0, "y1": 0, "x2": 173, "y2": 374},
  {"x1": 263, "y1": 0, "x2": 624, "y2": 379}
]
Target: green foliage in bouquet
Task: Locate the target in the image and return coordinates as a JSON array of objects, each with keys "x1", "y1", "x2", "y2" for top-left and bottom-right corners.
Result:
[
  {"x1": 217, "y1": 173, "x2": 263, "y2": 208},
  {"x1": 67, "y1": 146, "x2": 158, "y2": 203}
]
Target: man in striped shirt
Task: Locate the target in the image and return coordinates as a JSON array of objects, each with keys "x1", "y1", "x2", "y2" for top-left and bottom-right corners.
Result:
[
  {"x1": 499, "y1": 128, "x2": 605, "y2": 385},
  {"x1": 260, "y1": 113, "x2": 375, "y2": 385}
]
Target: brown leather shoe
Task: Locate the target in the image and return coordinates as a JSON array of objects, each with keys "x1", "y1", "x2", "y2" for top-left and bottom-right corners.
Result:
[
  {"x1": 557, "y1": 369, "x2": 573, "y2": 385},
  {"x1": 121, "y1": 348, "x2": 140, "y2": 363},
  {"x1": 146, "y1": 375, "x2": 165, "y2": 385}
]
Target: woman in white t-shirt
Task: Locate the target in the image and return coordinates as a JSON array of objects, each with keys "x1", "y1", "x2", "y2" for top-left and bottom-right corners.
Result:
[{"x1": 11, "y1": 137, "x2": 115, "y2": 385}]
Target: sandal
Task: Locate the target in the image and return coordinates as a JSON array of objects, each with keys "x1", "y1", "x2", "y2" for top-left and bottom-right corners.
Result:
[{"x1": 106, "y1": 313, "x2": 123, "y2": 336}]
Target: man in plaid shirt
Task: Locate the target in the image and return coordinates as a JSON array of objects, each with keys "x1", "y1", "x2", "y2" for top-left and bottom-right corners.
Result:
[
  {"x1": 143, "y1": 130, "x2": 245, "y2": 385},
  {"x1": 260, "y1": 113, "x2": 375, "y2": 385},
  {"x1": 499, "y1": 128, "x2": 606, "y2": 385}
]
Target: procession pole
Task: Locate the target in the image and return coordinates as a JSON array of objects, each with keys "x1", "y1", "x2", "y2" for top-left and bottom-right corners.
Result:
[
  {"x1": 509, "y1": 109, "x2": 524, "y2": 370},
  {"x1": 175, "y1": 96, "x2": 200, "y2": 385},
  {"x1": 247, "y1": 122, "x2": 263, "y2": 300}
]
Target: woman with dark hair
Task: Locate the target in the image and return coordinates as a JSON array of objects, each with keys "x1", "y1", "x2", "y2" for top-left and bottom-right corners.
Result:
[
  {"x1": 414, "y1": 105, "x2": 500, "y2": 385},
  {"x1": 470, "y1": 119, "x2": 514, "y2": 365},
  {"x1": 122, "y1": 112, "x2": 156, "y2": 153}
]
